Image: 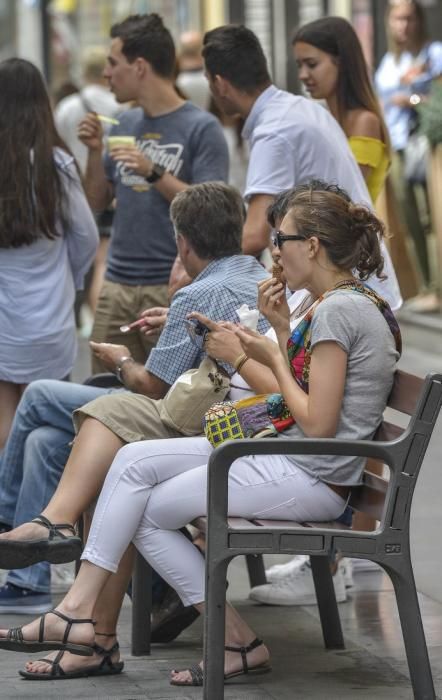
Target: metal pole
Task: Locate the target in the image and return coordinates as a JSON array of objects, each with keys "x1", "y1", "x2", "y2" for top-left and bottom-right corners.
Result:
[{"x1": 40, "y1": 0, "x2": 51, "y2": 82}]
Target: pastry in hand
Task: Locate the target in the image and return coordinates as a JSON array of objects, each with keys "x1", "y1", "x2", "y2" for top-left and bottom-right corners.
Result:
[{"x1": 272, "y1": 262, "x2": 284, "y2": 284}]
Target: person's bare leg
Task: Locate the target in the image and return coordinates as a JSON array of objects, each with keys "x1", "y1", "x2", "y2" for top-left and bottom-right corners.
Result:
[
  {"x1": 0, "y1": 418, "x2": 124, "y2": 542},
  {"x1": 0, "y1": 381, "x2": 22, "y2": 450},
  {"x1": 170, "y1": 601, "x2": 270, "y2": 684},
  {"x1": 23, "y1": 545, "x2": 135, "y2": 675}
]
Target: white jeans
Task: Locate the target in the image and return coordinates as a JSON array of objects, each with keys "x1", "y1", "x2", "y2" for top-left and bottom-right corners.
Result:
[{"x1": 82, "y1": 437, "x2": 346, "y2": 606}]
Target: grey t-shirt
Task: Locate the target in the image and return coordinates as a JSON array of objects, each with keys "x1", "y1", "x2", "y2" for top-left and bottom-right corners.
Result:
[
  {"x1": 104, "y1": 103, "x2": 229, "y2": 286},
  {"x1": 281, "y1": 291, "x2": 399, "y2": 486}
]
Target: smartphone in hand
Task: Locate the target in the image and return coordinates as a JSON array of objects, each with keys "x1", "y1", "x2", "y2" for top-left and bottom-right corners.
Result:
[{"x1": 184, "y1": 319, "x2": 210, "y2": 349}]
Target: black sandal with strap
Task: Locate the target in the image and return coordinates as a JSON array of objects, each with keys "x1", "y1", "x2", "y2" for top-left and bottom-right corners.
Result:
[
  {"x1": 0, "y1": 514, "x2": 82, "y2": 569},
  {"x1": 0, "y1": 609, "x2": 95, "y2": 656},
  {"x1": 19, "y1": 636, "x2": 124, "y2": 680},
  {"x1": 170, "y1": 637, "x2": 271, "y2": 686}
]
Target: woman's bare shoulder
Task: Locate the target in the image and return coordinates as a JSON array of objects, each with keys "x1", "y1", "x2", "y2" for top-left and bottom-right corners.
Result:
[{"x1": 345, "y1": 110, "x2": 382, "y2": 140}]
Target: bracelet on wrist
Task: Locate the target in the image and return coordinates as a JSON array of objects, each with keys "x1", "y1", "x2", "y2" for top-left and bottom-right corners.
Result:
[{"x1": 233, "y1": 352, "x2": 249, "y2": 374}]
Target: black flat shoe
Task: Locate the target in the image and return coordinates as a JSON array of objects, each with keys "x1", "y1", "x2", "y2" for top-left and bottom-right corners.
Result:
[
  {"x1": 0, "y1": 515, "x2": 81, "y2": 569},
  {"x1": 151, "y1": 587, "x2": 200, "y2": 643}
]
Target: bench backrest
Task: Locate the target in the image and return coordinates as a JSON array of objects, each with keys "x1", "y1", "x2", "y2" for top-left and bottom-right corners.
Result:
[{"x1": 349, "y1": 370, "x2": 441, "y2": 525}]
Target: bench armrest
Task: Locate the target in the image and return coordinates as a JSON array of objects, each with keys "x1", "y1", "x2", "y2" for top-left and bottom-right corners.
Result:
[
  {"x1": 206, "y1": 436, "x2": 403, "y2": 528},
  {"x1": 83, "y1": 372, "x2": 123, "y2": 388}
]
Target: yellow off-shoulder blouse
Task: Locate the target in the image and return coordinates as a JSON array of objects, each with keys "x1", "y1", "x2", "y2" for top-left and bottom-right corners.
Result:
[{"x1": 348, "y1": 136, "x2": 389, "y2": 203}]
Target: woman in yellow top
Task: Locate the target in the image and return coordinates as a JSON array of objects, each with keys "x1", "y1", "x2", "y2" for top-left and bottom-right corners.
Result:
[
  {"x1": 290, "y1": 17, "x2": 391, "y2": 555},
  {"x1": 292, "y1": 16, "x2": 390, "y2": 203}
]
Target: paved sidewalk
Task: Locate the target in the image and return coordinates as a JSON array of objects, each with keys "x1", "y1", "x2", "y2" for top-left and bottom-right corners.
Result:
[{"x1": 0, "y1": 560, "x2": 441, "y2": 699}]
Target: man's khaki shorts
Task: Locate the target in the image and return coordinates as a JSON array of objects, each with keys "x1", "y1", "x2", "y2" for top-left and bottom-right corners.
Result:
[
  {"x1": 73, "y1": 391, "x2": 203, "y2": 444},
  {"x1": 90, "y1": 279, "x2": 169, "y2": 373}
]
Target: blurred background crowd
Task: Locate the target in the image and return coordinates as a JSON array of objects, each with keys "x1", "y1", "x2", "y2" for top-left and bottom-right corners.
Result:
[{"x1": 1, "y1": 0, "x2": 441, "y2": 321}]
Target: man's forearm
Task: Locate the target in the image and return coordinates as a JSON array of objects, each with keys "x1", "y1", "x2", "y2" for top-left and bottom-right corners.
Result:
[
  {"x1": 152, "y1": 172, "x2": 188, "y2": 203},
  {"x1": 121, "y1": 361, "x2": 168, "y2": 399},
  {"x1": 84, "y1": 149, "x2": 112, "y2": 211}
]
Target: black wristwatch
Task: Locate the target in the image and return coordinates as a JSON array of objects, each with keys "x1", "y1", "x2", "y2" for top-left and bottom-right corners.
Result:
[{"x1": 145, "y1": 163, "x2": 166, "y2": 183}]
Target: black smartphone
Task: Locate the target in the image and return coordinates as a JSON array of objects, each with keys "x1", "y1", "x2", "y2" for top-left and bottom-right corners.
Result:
[{"x1": 184, "y1": 319, "x2": 210, "y2": 349}]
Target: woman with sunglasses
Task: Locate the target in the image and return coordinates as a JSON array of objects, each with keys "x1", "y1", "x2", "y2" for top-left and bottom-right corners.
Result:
[
  {"x1": 292, "y1": 17, "x2": 390, "y2": 205},
  {"x1": 0, "y1": 181, "x2": 401, "y2": 687}
]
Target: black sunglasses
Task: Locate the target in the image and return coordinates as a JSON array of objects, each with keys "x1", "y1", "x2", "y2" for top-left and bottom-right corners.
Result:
[{"x1": 272, "y1": 230, "x2": 306, "y2": 249}]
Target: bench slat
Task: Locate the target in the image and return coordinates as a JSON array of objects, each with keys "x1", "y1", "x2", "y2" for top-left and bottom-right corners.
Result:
[
  {"x1": 387, "y1": 370, "x2": 423, "y2": 416},
  {"x1": 253, "y1": 519, "x2": 305, "y2": 529},
  {"x1": 376, "y1": 421, "x2": 403, "y2": 442},
  {"x1": 192, "y1": 516, "x2": 259, "y2": 530},
  {"x1": 304, "y1": 520, "x2": 350, "y2": 530}
]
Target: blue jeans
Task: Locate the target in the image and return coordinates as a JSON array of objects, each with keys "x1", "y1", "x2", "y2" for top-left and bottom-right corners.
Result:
[{"x1": 0, "y1": 379, "x2": 114, "y2": 593}]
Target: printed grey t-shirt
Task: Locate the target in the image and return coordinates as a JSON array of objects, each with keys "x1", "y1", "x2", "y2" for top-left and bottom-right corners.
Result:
[
  {"x1": 281, "y1": 291, "x2": 399, "y2": 486},
  {"x1": 104, "y1": 102, "x2": 229, "y2": 286}
]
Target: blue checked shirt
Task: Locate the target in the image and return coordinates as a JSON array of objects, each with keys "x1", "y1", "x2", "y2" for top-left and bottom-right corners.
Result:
[{"x1": 146, "y1": 255, "x2": 269, "y2": 385}]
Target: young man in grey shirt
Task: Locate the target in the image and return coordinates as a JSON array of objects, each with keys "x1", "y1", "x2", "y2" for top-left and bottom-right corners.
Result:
[{"x1": 79, "y1": 14, "x2": 228, "y2": 371}]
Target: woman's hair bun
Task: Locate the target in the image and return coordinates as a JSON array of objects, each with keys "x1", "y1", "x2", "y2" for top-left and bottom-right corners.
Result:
[{"x1": 348, "y1": 203, "x2": 383, "y2": 235}]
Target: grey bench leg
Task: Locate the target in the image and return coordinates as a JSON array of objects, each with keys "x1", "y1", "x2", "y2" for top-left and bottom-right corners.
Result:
[
  {"x1": 246, "y1": 553, "x2": 267, "y2": 587},
  {"x1": 387, "y1": 563, "x2": 435, "y2": 700},
  {"x1": 204, "y1": 557, "x2": 230, "y2": 700},
  {"x1": 310, "y1": 555, "x2": 345, "y2": 649},
  {"x1": 131, "y1": 551, "x2": 152, "y2": 656}
]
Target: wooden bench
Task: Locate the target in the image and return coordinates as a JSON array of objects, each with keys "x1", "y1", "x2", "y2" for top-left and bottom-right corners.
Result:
[{"x1": 199, "y1": 370, "x2": 442, "y2": 700}]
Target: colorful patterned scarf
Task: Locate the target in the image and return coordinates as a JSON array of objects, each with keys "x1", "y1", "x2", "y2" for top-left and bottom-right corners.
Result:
[{"x1": 287, "y1": 279, "x2": 402, "y2": 393}]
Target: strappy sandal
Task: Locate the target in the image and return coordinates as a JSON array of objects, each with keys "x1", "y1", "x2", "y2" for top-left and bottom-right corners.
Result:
[
  {"x1": 0, "y1": 514, "x2": 82, "y2": 569},
  {"x1": 170, "y1": 636, "x2": 271, "y2": 686},
  {"x1": 0, "y1": 609, "x2": 94, "y2": 656},
  {"x1": 19, "y1": 637, "x2": 124, "y2": 680}
]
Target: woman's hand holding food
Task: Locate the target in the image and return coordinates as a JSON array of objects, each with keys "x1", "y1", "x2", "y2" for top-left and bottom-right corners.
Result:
[{"x1": 258, "y1": 277, "x2": 290, "y2": 335}]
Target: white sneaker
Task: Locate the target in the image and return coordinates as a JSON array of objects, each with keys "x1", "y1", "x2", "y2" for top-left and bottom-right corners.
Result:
[
  {"x1": 50, "y1": 561, "x2": 75, "y2": 593},
  {"x1": 265, "y1": 555, "x2": 309, "y2": 583},
  {"x1": 338, "y1": 558, "x2": 354, "y2": 588},
  {"x1": 351, "y1": 558, "x2": 381, "y2": 574},
  {"x1": 249, "y1": 561, "x2": 347, "y2": 606}
]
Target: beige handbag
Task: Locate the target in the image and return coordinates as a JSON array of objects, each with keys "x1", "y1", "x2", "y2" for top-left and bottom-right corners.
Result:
[{"x1": 159, "y1": 357, "x2": 230, "y2": 436}]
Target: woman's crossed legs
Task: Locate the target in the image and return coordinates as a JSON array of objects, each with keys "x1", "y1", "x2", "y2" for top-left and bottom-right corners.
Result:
[{"x1": 0, "y1": 436, "x2": 345, "y2": 683}]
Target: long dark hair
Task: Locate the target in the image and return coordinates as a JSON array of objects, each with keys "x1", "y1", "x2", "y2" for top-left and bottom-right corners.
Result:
[
  {"x1": 292, "y1": 17, "x2": 390, "y2": 152},
  {"x1": 0, "y1": 58, "x2": 69, "y2": 248}
]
